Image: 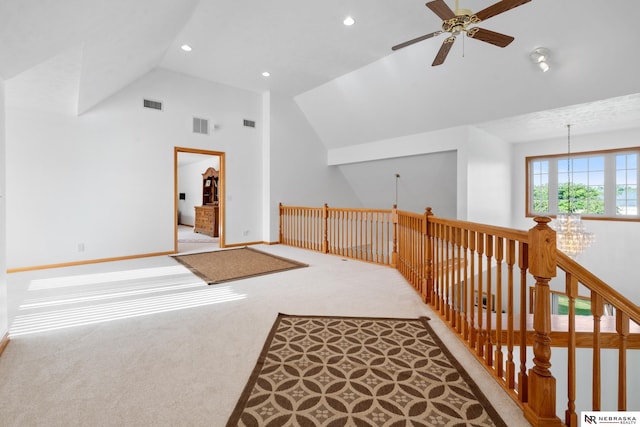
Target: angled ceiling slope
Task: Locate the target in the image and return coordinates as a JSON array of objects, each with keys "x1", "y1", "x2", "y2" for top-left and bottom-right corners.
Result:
[
  {"x1": 0, "y1": 0, "x2": 199, "y2": 115},
  {"x1": 294, "y1": 0, "x2": 640, "y2": 148}
]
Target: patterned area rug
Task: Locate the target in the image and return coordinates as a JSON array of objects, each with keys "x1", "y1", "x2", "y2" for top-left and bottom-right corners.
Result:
[
  {"x1": 172, "y1": 247, "x2": 307, "y2": 285},
  {"x1": 227, "y1": 314, "x2": 507, "y2": 427}
]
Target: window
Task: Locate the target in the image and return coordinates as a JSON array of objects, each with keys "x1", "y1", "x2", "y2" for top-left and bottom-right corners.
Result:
[{"x1": 527, "y1": 148, "x2": 640, "y2": 220}]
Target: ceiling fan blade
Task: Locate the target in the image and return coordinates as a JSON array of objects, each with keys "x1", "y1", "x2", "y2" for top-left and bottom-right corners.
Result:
[
  {"x1": 432, "y1": 36, "x2": 455, "y2": 66},
  {"x1": 474, "y1": 0, "x2": 531, "y2": 22},
  {"x1": 467, "y1": 27, "x2": 514, "y2": 47},
  {"x1": 426, "y1": 0, "x2": 456, "y2": 21},
  {"x1": 392, "y1": 31, "x2": 443, "y2": 51}
]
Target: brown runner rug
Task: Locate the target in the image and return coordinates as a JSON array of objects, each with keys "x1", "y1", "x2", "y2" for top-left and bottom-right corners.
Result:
[
  {"x1": 172, "y1": 247, "x2": 307, "y2": 285},
  {"x1": 227, "y1": 314, "x2": 507, "y2": 427}
]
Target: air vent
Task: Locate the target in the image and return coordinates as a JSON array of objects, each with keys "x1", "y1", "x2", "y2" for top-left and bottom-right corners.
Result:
[
  {"x1": 193, "y1": 117, "x2": 209, "y2": 135},
  {"x1": 143, "y1": 99, "x2": 162, "y2": 110},
  {"x1": 243, "y1": 119, "x2": 256, "y2": 128}
]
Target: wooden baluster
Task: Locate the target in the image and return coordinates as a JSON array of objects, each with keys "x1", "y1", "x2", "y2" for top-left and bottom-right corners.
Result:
[
  {"x1": 485, "y1": 234, "x2": 493, "y2": 366},
  {"x1": 370, "y1": 211, "x2": 374, "y2": 262},
  {"x1": 505, "y1": 239, "x2": 516, "y2": 390},
  {"x1": 349, "y1": 210, "x2": 353, "y2": 258},
  {"x1": 523, "y1": 217, "x2": 562, "y2": 427},
  {"x1": 341, "y1": 210, "x2": 345, "y2": 256},
  {"x1": 304, "y1": 208, "x2": 308, "y2": 249},
  {"x1": 298, "y1": 208, "x2": 302, "y2": 247},
  {"x1": 445, "y1": 225, "x2": 451, "y2": 321},
  {"x1": 518, "y1": 241, "x2": 529, "y2": 403},
  {"x1": 289, "y1": 207, "x2": 294, "y2": 246},
  {"x1": 450, "y1": 227, "x2": 455, "y2": 322},
  {"x1": 434, "y1": 224, "x2": 440, "y2": 311},
  {"x1": 616, "y1": 311, "x2": 629, "y2": 411},
  {"x1": 358, "y1": 210, "x2": 362, "y2": 260},
  {"x1": 292, "y1": 207, "x2": 297, "y2": 246},
  {"x1": 469, "y1": 230, "x2": 477, "y2": 349},
  {"x1": 566, "y1": 273, "x2": 578, "y2": 427},
  {"x1": 288, "y1": 207, "x2": 292, "y2": 246},
  {"x1": 334, "y1": 209, "x2": 338, "y2": 254},
  {"x1": 310, "y1": 208, "x2": 312, "y2": 249},
  {"x1": 462, "y1": 228, "x2": 470, "y2": 341},
  {"x1": 369, "y1": 212, "x2": 375, "y2": 259},
  {"x1": 476, "y1": 232, "x2": 485, "y2": 357},
  {"x1": 440, "y1": 225, "x2": 446, "y2": 316},
  {"x1": 495, "y1": 237, "x2": 504, "y2": 378},
  {"x1": 591, "y1": 292, "x2": 603, "y2": 411},
  {"x1": 455, "y1": 227, "x2": 463, "y2": 334}
]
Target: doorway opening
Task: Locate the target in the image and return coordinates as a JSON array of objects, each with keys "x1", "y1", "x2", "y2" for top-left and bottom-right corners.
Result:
[{"x1": 174, "y1": 147, "x2": 226, "y2": 253}]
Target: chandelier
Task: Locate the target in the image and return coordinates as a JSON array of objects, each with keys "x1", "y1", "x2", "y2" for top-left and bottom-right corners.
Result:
[{"x1": 554, "y1": 124, "x2": 595, "y2": 257}]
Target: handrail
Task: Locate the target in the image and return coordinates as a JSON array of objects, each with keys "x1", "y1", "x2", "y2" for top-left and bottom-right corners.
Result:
[
  {"x1": 557, "y1": 252, "x2": 640, "y2": 325},
  {"x1": 427, "y1": 214, "x2": 529, "y2": 243},
  {"x1": 279, "y1": 204, "x2": 640, "y2": 427}
]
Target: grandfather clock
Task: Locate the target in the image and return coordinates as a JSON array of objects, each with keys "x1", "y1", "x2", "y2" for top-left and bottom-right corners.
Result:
[{"x1": 194, "y1": 167, "x2": 219, "y2": 237}]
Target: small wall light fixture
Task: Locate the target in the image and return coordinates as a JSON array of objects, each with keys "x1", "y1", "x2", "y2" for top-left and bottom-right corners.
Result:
[{"x1": 530, "y1": 47, "x2": 550, "y2": 72}]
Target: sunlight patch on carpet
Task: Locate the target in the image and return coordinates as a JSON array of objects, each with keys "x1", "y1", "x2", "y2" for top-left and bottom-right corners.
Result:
[{"x1": 11, "y1": 285, "x2": 246, "y2": 337}]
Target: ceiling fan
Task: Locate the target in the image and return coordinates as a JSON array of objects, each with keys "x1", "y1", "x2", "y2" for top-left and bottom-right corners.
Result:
[{"x1": 392, "y1": 0, "x2": 531, "y2": 66}]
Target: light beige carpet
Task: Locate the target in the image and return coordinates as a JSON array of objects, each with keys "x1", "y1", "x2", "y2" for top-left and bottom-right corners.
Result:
[
  {"x1": 227, "y1": 314, "x2": 507, "y2": 427},
  {"x1": 172, "y1": 247, "x2": 308, "y2": 285}
]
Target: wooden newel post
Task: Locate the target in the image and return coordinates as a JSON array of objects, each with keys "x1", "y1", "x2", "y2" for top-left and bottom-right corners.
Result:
[
  {"x1": 391, "y1": 204, "x2": 398, "y2": 267},
  {"x1": 279, "y1": 203, "x2": 284, "y2": 244},
  {"x1": 425, "y1": 207, "x2": 434, "y2": 304},
  {"x1": 524, "y1": 216, "x2": 562, "y2": 427},
  {"x1": 323, "y1": 203, "x2": 329, "y2": 254}
]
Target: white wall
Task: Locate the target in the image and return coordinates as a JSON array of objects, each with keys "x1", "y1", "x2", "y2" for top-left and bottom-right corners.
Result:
[
  {"x1": 463, "y1": 127, "x2": 512, "y2": 226},
  {"x1": 177, "y1": 157, "x2": 220, "y2": 226},
  {"x1": 326, "y1": 125, "x2": 513, "y2": 224},
  {"x1": 0, "y1": 78, "x2": 8, "y2": 338},
  {"x1": 6, "y1": 68, "x2": 262, "y2": 269},
  {"x1": 265, "y1": 93, "x2": 361, "y2": 242},
  {"x1": 511, "y1": 127, "x2": 640, "y2": 304},
  {"x1": 336, "y1": 152, "x2": 457, "y2": 217}
]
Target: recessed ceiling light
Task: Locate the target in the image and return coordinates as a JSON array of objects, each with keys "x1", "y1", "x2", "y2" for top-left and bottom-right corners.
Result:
[
  {"x1": 343, "y1": 16, "x2": 355, "y2": 26},
  {"x1": 181, "y1": 44, "x2": 192, "y2": 52},
  {"x1": 262, "y1": 71, "x2": 271, "y2": 77}
]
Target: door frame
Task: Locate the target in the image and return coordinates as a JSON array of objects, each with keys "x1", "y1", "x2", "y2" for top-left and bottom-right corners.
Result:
[{"x1": 174, "y1": 147, "x2": 226, "y2": 251}]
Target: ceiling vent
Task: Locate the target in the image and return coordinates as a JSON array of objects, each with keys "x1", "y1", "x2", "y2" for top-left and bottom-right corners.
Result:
[
  {"x1": 143, "y1": 99, "x2": 163, "y2": 110},
  {"x1": 243, "y1": 119, "x2": 256, "y2": 128},
  {"x1": 193, "y1": 117, "x2": 209, "y2": 135}
]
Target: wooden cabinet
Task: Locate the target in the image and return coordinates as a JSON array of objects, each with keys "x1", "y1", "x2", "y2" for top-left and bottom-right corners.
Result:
[
  {"x1": 194, "y1": 205, "x2": 219, "y2": 237},
  {"x1": 194, "y1": 167, "x2": 219, "y2": 237}
]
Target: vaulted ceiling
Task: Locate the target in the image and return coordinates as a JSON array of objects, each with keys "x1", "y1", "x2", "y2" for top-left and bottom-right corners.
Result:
[{"x1": 2, "y1": 0, "x2": 639, "y2": 145}]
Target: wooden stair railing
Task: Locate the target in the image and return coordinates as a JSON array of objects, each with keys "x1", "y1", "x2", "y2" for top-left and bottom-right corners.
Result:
[
  {"x1": 280, "y1": 203, "x2": 395, "y2": 266},
  {"x1": 279, "y1": 204, "x2": 640, "y2": 427}
]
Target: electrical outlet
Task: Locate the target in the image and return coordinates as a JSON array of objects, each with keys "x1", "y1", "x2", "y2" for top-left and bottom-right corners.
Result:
[
  {"x1": 243, "y1": 230, "x2": 249, "y2": 236},
  {"x1": 78, "y1": 243, "x2": 85, "y2": 252}
]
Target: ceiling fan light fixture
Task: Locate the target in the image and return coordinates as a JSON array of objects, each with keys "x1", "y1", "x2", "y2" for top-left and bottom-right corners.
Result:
[
  {"x1": 530, "y1": 47, "x2": 551, "y2": 72},
  {"x1": 538, "y1": 61, "x2": 550, "y2": 72}
]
